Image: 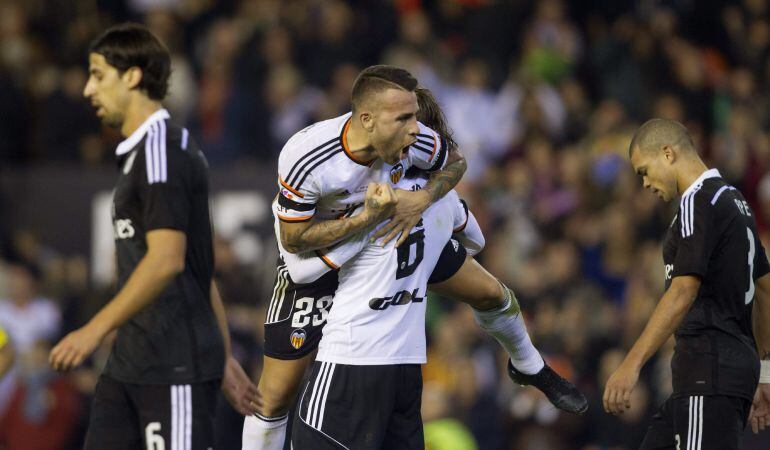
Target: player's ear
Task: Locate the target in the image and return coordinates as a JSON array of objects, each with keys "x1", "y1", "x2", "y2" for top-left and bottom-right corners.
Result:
[
  {"x1": 360, "y1": 111, "x2": 375, "y2": 132},
  {"x1": 662, "y1": 145, "x2": 676, "y2": 163},
  {"x1": 122, "y1": 66, "x2": 143, "y2": 90}
]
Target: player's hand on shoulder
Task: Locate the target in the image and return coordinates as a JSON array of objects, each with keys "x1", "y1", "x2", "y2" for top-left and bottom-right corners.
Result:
[{"x1": 749, "y1": 383, "x2": 770, "y2": 433}]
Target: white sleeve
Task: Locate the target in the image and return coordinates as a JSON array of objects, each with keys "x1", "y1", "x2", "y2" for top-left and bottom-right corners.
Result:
[
  {"x1": 275, "y1": 141, "x2": 322, "y2": 223},
  {"x1": 283, "y1": 236, "x2": 365, "y2": 284},
  {"x1": 449, "y1": 193, "x2": 485, "y2": 256},
  {"x1": 404, "y1": 122, "x2": 448, "y2": 172},
  {"x1": 283, "y1": 231, "x2": 369, "y2": 284}
]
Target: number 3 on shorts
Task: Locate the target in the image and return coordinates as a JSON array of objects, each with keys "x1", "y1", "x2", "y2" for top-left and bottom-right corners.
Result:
[{"x1": 146, "y1": 422, "x2": 165, "y2": 450}]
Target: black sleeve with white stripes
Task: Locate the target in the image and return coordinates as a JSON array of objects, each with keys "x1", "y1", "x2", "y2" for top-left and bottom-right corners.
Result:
[
  {"x1": 138, "y1": 122, "x2": 192, "y2": 232},
  {"x1": 673, "y1": 191, "x2": 716, "y2": 279}
]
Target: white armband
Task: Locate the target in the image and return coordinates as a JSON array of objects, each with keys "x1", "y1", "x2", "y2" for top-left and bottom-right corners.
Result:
[{"x1": 761, "y1": 360, "x2": 770, "y2": 384}]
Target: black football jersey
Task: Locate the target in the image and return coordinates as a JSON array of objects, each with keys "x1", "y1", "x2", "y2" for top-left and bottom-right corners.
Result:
[
  {"x1": 663, "y1": 169, "x2": 770, "y2": 400},
  {"x1": 106, "y1": 110, "x2": 224, "y2": 384}
]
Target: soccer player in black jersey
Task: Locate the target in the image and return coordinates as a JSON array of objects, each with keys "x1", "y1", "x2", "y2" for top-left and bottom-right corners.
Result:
[
  {"x1": 47, "y1": 23, "x2": 257, "y2": 450},
  {"x1": 604, "y1": 118, "x2": 770, "y2": 449}
]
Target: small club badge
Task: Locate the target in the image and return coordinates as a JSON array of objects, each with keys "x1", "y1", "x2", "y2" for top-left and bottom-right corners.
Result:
[
  {"x1": 290, "y1": 329, "x2": 307, "y2": 349},
  {"x1": 390, "y1": 163, "x2": 404, "y2": 184}
]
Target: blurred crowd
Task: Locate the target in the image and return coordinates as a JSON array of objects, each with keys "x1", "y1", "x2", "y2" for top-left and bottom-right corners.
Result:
[{"x1": 2, "y1": 0, "x2": 770, "y2": 449}]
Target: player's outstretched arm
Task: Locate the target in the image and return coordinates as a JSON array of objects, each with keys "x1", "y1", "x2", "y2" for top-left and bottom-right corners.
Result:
[
  {"x1": 49, "y1": 229, "x2": 187, "y2": 371},
  {"x1": 280, "y1": 182, "x2": 397, "y2": 253},
  {"x1": 750, "y1": 273, "x2": 770, "y2": 433},
  {"x1": 604, "y1": 275, "x2": 700, "y2": 415},
  {"x1": 373, "y1": 149, "x2": 467, "y2": 247}
]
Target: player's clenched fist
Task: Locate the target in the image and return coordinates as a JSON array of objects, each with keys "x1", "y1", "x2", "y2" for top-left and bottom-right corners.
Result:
[{"x1": 364, "y1": 182, "x2": 397, "y2": 221}]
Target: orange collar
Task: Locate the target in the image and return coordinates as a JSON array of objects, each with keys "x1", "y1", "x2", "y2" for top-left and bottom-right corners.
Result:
[{"x1": 341, "y1": 118, "x2": 373, "y2": 166}]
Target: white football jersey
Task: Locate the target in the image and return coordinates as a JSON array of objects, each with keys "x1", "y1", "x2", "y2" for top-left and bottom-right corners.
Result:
[
  {"x1": 273, "y1": 112, "x2": 448, "y2": 224},
  {"x1": 314, "y1": 186, "x2": 469, "y2": 365},
  {"x1": 276, "y1": 187, "x2": 483, "y2": 285}
]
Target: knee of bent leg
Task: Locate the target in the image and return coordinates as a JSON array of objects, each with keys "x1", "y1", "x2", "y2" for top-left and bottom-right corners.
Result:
[{"x1": 471, "y1": 278, "x2": 505, "y2": 311}]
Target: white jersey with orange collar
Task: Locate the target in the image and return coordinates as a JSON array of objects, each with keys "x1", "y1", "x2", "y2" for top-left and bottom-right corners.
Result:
[{"x1": 273, "y1": 112, "x2": 448, "y2": 224}]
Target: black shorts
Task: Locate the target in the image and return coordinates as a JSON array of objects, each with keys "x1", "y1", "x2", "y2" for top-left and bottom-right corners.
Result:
[
  {"x1": 291, "y1": 361, "x2": 424, "y2": 449},
  {"x1": 427, "y1": 238, "x2": 467, "y2": 284},
  {"x1": 84, "y1": 374, "x2": 219, "y2": 450},
  {"x1": 263, "y1": 260, "x2": 338, "y2": 360},
  {"x1": 264, "y1": 239, "x2": 467, "y2": 360},
  {"x1": 639, "y1": 394, "x2": 751, "y2": 450}
]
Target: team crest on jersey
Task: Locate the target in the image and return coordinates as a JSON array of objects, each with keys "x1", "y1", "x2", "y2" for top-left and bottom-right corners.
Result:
[
  {"x1": 281, "y1": 189, "x2": 294, "y2": 200},
  {"x1": 390, "y1": 164, "x2": 404, "y2": 184},
  {"x1": 290, "y1": 329, "x2": 307, "y2": 349}
]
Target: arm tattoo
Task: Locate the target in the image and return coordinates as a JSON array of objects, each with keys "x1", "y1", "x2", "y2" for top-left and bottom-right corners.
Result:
[
  {"x1": 425, "y1": 149, "x2": 467, "y2": 203},
  {"x1": 281, "y1": 215, "x2": 371, "y2": 254}
]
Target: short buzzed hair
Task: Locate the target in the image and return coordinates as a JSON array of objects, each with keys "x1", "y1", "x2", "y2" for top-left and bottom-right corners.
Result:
[
  {"x1": 629, "y1": 118, "x2": 695, "y2": 158},
  {"x1": 351, "y1": 65, "x2": 418, "y2": 112}
]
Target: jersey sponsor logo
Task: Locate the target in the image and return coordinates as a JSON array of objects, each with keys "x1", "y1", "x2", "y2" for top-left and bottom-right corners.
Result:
[
  {"x1": 114, "y1": 219, "x2": 135, "y2": 239},
  {"x1": 390, "y1": 163, "x2": 404, "y2": 184},
  {"x1": 665, "y1": 263, "x2": 674, "y2": 280},
  {"x1": 290, "y1": 328, "x2": 307, "y2": 349},
  {"x1": 369, "y1": 288, "x2": 424, "y2": 311}
]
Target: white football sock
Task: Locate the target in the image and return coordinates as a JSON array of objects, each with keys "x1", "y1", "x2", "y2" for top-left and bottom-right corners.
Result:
[
  {"x1": 472, "y1": 284, "x2": 545, "y2": 375},
  {"x1": 242, "y1": 412, "x2": 288, "y2": 450}
]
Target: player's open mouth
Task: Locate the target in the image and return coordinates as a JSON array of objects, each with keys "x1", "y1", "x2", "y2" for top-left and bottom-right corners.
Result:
[{"x1": 401, "y1": 139, "x2": 416, "y2": 156}]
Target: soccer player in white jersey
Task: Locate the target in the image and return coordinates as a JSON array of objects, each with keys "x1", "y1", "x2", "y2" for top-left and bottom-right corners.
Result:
[
  {"x1": 243, "y1": 70, "x2": 587, "y2": 448},
  {"x1": 289, "y1": 171, "x2": 482, "y2": 448}
]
